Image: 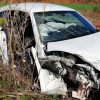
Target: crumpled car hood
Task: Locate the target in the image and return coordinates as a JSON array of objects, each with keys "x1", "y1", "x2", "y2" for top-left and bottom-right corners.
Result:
[{"x1": 47, "y1": 31, "x2": 100, "y2": 71}]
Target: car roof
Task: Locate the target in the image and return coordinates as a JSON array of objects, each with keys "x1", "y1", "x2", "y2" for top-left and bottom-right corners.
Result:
[{"x1": 0, "y1": 2, "x2": 75, "y2": 13}]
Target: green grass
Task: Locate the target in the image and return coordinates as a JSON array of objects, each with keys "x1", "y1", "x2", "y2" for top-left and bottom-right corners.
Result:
[
  {"x1": 0, "y1": 2, "x2": 6, "y2": 7},
  {"x1": 59, "y1": 4, "x2": 100, "y2": 11},
  {"x1": 0, "y1": 2, "x2": 100, "y2": 12}
]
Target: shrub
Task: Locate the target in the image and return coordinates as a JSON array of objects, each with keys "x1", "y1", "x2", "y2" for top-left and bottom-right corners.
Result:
[{"x1": 92, "y1": 6, "x2": 100, "y2": 13}]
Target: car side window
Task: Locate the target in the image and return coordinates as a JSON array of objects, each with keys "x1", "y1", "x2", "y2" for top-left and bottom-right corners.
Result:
[
  {"x1": 5, "y1": 10, "x2": 36, "y2": 48},
  {"x1": 24, "y1": 14, "x2": 36, "y2": 48}
]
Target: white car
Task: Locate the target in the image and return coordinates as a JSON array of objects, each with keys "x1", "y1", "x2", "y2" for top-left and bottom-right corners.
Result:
[{"x1": 0, "y1": 2, "x2": 100, "y2": 100}]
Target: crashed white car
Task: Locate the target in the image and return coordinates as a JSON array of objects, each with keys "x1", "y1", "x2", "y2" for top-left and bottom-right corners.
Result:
[{"x1": 0, "y1": 2, "x2": 100, "y2": 100}]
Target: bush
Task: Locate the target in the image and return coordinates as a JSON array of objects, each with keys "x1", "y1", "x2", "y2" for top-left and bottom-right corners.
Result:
[{"x1": 92, "y1": 6, "x2": 100, "y2": 13}]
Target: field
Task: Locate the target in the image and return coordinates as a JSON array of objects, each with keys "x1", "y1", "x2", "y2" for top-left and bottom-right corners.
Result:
[
  {"x1": 59, "y1": 4, "x2": 100, "y2": 11},
  {"x1": 0, "y1": 2, "x2": 6, "y2": 7}
]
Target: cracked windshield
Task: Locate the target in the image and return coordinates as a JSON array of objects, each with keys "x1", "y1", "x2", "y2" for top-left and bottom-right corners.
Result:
[{"x1": 34, "y1": 11, "x2": 94, "y2": 43}]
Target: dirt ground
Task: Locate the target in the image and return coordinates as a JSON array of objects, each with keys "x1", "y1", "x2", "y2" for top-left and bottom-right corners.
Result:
[
  {"x1": 80, "y1": 12, "x2": 100, "y2": 29},
  {"x1": 93, "y1": 20, "x2": 100, "y2": 30}
]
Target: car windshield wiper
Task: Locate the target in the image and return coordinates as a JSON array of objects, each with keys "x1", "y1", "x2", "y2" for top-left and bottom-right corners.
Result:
[{"x1": 75, "y1": 25, "x2": 94, "y2": 33}]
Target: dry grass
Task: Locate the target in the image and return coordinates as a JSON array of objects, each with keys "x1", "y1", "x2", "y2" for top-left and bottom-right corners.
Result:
[
  {"x1": 0, "y1": 4, "x2": 36, "y2": 100},
  {"x1": 0, "y1": 2, "x2": 60, "y2": 100}
]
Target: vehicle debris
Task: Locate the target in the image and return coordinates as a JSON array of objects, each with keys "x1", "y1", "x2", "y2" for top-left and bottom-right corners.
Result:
[
  {"x1": 32, "y1": 46, "x2": 100, "y2": 99},
  {"x1": 31, "y1": 47, "x2": 67, "y2": 95}
]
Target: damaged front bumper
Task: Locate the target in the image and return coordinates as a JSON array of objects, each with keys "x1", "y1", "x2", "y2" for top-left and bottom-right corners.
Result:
[{"x1": 31, "y1": 47, "x2": 100, "y2": 100}]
